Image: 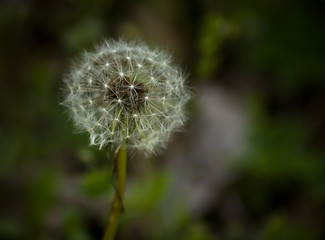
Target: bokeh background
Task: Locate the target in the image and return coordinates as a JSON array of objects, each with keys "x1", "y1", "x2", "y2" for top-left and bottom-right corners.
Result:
[{"x1": 1, "y1": 0, "x2": 325, "y2": 239}]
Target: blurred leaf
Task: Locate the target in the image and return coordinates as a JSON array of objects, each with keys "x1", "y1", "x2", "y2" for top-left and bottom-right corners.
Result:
[
  {"x1": 182, "y1": 222, "x2": 217, "y2": 240},
  {"x1": 226, "y1": 223, "x2": 245, "y2": 240},
  {"x1": 260, "y1": 214, "x2": 317, "y2": 240},
  {"x1": 125, "y1": 171, "x2": 170, "y2": 212},
  {"x1": 79, "y1": 169, "x2": 112, "y2": 198},
  {"x1": 234, "y1": 1, "x2": 325, "y2": 92},
  {"x1": 24, "y1": 170, "x2": 57, "y2": 237},
  {"x1": 261, "y1": 215, "x2": 287, "y2": 240},
  {"x1": 196, "y1": 14, "x2": 234, "y2": 78},
  {"x1": 242, "y1": 97, "x2": 325, "y2": 196},
  {"x1": 77, "y1": 148, "x2": 96, "y2": 165},
  {"x1": 62, "y1": 208, "x2": 92, "y2": 240},
  {"x1": 0, "y1": 217, "x2": 21, "y2": 239},
  {"x1": 61, "y1": 18, "x2": 104, "y2": 54}
]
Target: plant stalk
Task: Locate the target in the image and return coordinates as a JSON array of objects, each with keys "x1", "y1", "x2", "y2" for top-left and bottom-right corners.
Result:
[{"x1": 103, "y1": 145, "x2": 127, "y2": 240}]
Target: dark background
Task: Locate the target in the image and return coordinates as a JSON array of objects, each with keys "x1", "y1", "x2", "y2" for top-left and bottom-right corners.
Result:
[{"x1": 1, "y1": 0, "x2": 325, "y2": 239}]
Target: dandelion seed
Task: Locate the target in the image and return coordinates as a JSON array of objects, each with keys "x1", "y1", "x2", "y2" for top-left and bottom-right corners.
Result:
[{"x1": 62, "y1": 39, "x2": 190, "y2": 154}]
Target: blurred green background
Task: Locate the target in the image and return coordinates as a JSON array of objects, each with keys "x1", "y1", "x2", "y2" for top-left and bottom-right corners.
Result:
[{"x1": 0, "y1": 0, "x2": 325, "y2": 239}]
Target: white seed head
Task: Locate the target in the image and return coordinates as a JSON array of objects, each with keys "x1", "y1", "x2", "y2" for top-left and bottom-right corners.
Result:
[{"x1": 62, "y1": 39, "x2": 190, "y2": 154}]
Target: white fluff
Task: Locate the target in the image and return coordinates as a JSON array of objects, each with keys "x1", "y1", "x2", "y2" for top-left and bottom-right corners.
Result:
[{"x1": 62, "y1": 39, "x2": 190, "y2": 154}]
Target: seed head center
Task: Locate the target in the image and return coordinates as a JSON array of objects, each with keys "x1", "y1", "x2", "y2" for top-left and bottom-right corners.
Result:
[{"x1": 104, "y1": 76, "x2": 147, "y2": 112}]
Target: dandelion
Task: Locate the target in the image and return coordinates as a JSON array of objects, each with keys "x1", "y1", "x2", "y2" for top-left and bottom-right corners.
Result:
[
  {"x1": 62, "y1": 39, "x2": 190, "y2": 155},
  {"x1": 62, "y1": 39, "x2": 190, "y2": 240}
]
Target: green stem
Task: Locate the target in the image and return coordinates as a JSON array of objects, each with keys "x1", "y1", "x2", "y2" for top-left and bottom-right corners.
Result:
[{"x1": 103, "y1": 145, "x2": 127, "y2": 240}]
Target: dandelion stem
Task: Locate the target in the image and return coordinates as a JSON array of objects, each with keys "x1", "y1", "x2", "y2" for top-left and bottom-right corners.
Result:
[{"x1": 103, "y1": 144, "x2": 127, "y2": 240}]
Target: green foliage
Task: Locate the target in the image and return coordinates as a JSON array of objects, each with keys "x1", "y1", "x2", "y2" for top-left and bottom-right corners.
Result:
[
  {"x1": 181, "y1": 223, "x2": 217, "y2": 240},
  {"x1": 225, "y1": 0, "x2": 325, "y2": 92},
  {"x1": 125, "y1": 171, "x2": 170, "y2": 212},
  {"x1": 79, "y1": 169, "x2": 112, "y2": 198},
  {"x1": 196, "y1": 14, "x2": 234, "y2": 78},
  {"x1": 260, "y1": 214, "x2": 317, "y2": 240},
  {"x1": 0, "y1": 217, "x2": 21, "y2": 239},
  {"x1": 23, "y1": 171, "x2": 57, "y2": 238},
  {"x1": 62, "y1": 208, "x2": 92, "y2": 240},
  {"x1": 61, "y1": 18, "x2": 104, "y2": 54},
  {"x1": 242, "y1": 97, "x2": 325, "y2": 197}
]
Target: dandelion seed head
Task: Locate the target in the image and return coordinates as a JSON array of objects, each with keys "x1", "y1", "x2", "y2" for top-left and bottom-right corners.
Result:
[{"x1": 62, "y1": 39, "x2": 190, "y2": 154}]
